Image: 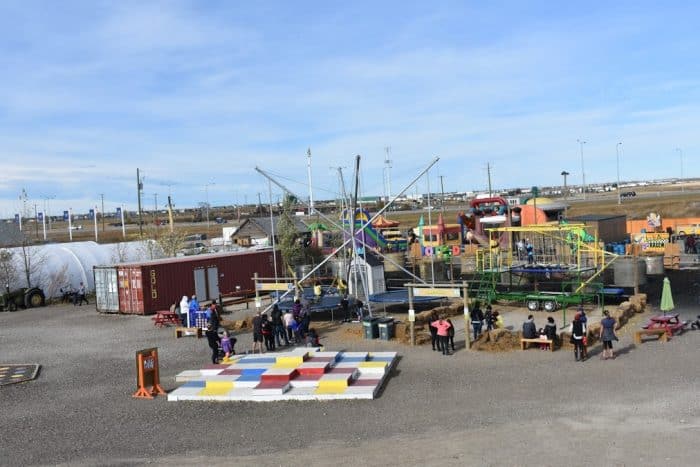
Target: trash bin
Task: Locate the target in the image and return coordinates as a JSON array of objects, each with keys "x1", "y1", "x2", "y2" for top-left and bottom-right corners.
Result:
[
  {"x1": 378, "y1": 318, "x2": 395, "y2": 341},
  {"x1": 362, "y1": 317, "x2": 380, "y2": 339}
]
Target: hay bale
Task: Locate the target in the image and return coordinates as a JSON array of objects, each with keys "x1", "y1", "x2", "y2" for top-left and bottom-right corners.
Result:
[{"x1": 618, "y1": 301, "x2": 632, "y2": 312}]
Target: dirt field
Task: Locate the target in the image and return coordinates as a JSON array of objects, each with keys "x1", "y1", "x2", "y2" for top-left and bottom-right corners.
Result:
[{"x1": 2, "y1": 297, "x2": 699, "y2": 466}]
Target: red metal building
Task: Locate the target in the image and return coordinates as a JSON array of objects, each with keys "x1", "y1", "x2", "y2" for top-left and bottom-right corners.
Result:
[{"x1": 95, "y1": 249, "x2": 281, "y2": 315}]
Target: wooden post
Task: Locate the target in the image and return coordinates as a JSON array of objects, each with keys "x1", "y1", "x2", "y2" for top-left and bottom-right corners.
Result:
[
  {"x1": 463, "y1": 280, "x2": 470, "y2": 350},
  {"x1": 408, "y1": 286, "x2": 415, "y2": 346},
  {"x1": 254, "y1": 272, "x2": 261, "y2": 309}
]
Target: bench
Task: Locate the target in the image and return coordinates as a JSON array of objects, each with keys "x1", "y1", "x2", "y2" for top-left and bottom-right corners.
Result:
[
  {"x1": 152, "y1": 311, "x2": 181, "y2": 327},
  {"x1": 634, "y1": 328, "x2": 669, "y2": 344},
  {"x1": 175, "y1": 327, "x2": 203, "y2": 339},
  {"x1": 520, "y1": 338, "x2": 554, "y2": 351}
]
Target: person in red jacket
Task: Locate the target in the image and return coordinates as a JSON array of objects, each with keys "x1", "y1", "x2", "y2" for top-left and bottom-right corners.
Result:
[{"x1": 431, "y1": 316, "x2": 452, "y2": 356}]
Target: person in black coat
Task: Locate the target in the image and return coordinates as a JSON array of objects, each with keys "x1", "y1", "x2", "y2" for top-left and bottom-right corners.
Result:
[
  {"x1": 205, "y1": 324, "x2": 221, "y2": 364},
  {"x1": 470, "y1": 305, "x2": 484, "y2": 341},
  {"x1": 522, "y1": 315, "x2": 538, "y2": 339}
]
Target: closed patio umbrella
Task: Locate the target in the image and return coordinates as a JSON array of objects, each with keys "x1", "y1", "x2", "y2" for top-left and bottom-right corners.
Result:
[{"x1": 660, "y1": 277, "x2": 675, "y2": 316}]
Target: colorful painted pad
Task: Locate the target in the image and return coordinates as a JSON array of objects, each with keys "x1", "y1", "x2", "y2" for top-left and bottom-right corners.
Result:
[
  {"x1": 0, "y1": 364, "x2": 41, "y2": 386},
  {"x1": 168, "y1": 349, "x2": 397, "y2": 402}
]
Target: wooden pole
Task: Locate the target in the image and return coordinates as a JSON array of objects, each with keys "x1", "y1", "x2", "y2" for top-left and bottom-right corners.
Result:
[
  {"x1": 254, "y1": 272, "x2": 260, "y2": 309},
  {"x1": 408, "y1": 287, "x2": 415, "y2": 346},
  {"x1": 463, "y1": 280, "x2": 471, "y2": 350}
]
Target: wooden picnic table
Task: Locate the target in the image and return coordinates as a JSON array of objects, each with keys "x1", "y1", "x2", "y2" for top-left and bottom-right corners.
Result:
[
  {"x1": 152, "y1": 310, "x2": 181, "y2": 327},
  {"x1": 643, "y1": 313, "x2": 687, "y2": 337}
]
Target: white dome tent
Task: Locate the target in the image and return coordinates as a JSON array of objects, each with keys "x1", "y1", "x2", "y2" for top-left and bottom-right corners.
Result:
[{"x1": 1, "y1": 241, "x2": 163, "y2": 297}]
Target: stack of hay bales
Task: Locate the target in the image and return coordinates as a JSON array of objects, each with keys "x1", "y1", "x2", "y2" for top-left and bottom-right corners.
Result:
[{"x1": 471, "y1": 329, "x2": 521, "y2": 352}]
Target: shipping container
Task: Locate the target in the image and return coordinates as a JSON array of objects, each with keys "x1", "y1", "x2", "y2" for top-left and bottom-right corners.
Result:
[
  {"x1": 94, "y1": 266, "x2": 119, "y2": 313},
  {"x1": 94, "y1": 249, "x2": 281, "y2": 315}
]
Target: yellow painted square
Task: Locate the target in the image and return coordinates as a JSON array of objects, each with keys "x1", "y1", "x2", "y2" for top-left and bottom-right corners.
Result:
[
  {"x1": 276, "y1": 356, "x2": 305, "y2": 366},
  {"x1": 205, "y1": 381, "x2": 234, "y2": 390},
  {"x1": 315, "y1": 386, "x2": 346, "y2": 395},
  {"x1": 358, "y1": 361, "x2": 388, "y2": 368},
  {"x1": 272, "y1": 362, "x2": 300, "y2": 369},
  {"x1": 198, "y1": 386, "x2": 233, "y2": 396},
  {"x1": 317, "y1": 380, "x2": 348, "y2": 390}
]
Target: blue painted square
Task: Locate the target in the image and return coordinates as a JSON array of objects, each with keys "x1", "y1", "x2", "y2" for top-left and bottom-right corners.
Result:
[
  {"x1": 237, "y1": 373, "x2": 264, "y2": 382},
  {"x1": 240, "y1": 368, "x2": 267, "y2": 377},
  {"x1": 181, "y1": 380, "x2": 206, "y2": 388},
  {"x1": 367, "y1": 356, "x2": 394, "y2": 362},
  {"x1": 337, "y1": 356, "x2": 368, "y2": 363},
  {"x1": 238, "y1": 357, "x2": 277, "y2": 364}
]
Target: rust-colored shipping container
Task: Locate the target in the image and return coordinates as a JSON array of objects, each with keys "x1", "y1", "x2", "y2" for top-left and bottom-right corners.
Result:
[{"x1": 115, "y1": 249, "x2": 281, "y2": 315}]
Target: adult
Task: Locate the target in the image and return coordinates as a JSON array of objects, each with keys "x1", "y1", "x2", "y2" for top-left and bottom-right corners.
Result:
[
  {"x1": 430, "y1": 316, "x2": 452, "y2": 356},
  {"x1": 340, "y1": 295, "x2": 350, "y2": 322},
  {"x1": 205, "y1": 324, "x2": 221, "y2": 364},
  {"x1": 428, "y1": 312, "x2": 441, "y2": 352},
  {"x1": 179, "y1": 295, "x2": 190, "y2": 327},
  {"x1": 261, "y1": 313, "x2": 275, "y2": 351},
  {"x1": 522, "y1": 315, "x2": 537, "y2": 339},
  {"x1": 251, "y1": 312, "x2": 264, "y2": 354},
  {"x1": 569, "y1": 312, "x2": 587, "y2": 362},
  {"x1": 189, "y1": 295, "x2": 203, "y2": 329},
  {"x1": 516, "y1": 238, "x2": 525, "y2": 260},
  {"x1": 543, "y1": 316, "x2": 558, "y2": 344},
  {"x1": 208, "y1": 302, "x2": 221, "y2": 331},
  {"x1": 686, "y1": 235, "x2": 696, "y2": 254},
  {"x1": 75, "y1": 282, "x2": 88, "y2": 306},
  {"x1": 271, "y1": 304, "x2": 288, "y2": 347},
  {"x1": 599, "y1": 310, "x2": 618, "y2": 360},
  {"x1": 470, "y1": 305, "x2": 484, "y2": 342},
  {"x1": 283, "y1": 309, "x2": 295, "y2": 344},
  {"x1": 525, "y1": 240, "x2": 534, "y2": 264},
  {"x1": 292, "y1": 299, "x2": 302, "y2": 320}
]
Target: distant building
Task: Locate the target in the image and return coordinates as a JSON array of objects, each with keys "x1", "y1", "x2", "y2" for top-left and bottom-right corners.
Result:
[
  {"x1": 231, "y1": 216, "x2": 309, "y2": 247},
  {"x1": 570, "y1": 214, "x2": 627, "y2": 244},
  {"x1": 0, "y1": 223, "x2": 24, "y2": 248}
]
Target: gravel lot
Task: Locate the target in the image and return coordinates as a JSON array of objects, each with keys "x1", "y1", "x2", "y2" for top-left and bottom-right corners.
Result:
[{"x1": 1, "y1": 299, "x2": 699, "y2": 466}]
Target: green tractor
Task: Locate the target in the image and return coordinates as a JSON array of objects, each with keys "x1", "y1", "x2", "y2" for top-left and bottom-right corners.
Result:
[{"x1": 0, "y1": 287, "x2": 46, "y2": 311}]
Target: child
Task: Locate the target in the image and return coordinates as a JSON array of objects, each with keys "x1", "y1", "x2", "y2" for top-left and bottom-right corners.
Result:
[
  {"x1": 691, "y1": 315, "x2": 700, "y2": 330},
  {"x1": 221, "y1": 330, "x2": 236, "y2": 359},
  {"x1": 306, "y1": 328, "x2": 320, "y2": 347},
  {"x1": 205, "y1": 324, "x2": 221, "y2": 364},
  {"x1": 446, "y1": 318, "x2": 456, "y2": 352}
]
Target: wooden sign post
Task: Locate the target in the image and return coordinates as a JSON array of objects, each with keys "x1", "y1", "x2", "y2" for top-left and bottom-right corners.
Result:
[{"x1": 133, "y1": 347, "x2": 166, "y2": 399}]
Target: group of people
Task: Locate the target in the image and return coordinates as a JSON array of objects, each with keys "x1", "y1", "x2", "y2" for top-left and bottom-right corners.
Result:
[
  {"x1": 429, "y1": 313, "x2": 455, "y2": 355},
  {"x1": 469, "y1": 303, "x2": 504, "y2": 341},
  {"x1": 522, "y1": 314, "x2": 558, "y2": 350},
  {"x1": 174, "y1": 295, "x2": 223, "y2": 331},
  {"x1": 250, "y1": 301, "x2": 320, "y2": 354},
  {"x1": 61, "y1": 282, "x2": 88, "y2": 306}
]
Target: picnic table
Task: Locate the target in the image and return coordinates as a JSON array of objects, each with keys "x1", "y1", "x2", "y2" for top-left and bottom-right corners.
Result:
[
  {"x1": 152, "y1": 311, "x2": 181, "y2": 327},
  {"x1": 643, "y1": 313, "x2": 687, "y2": 337}
]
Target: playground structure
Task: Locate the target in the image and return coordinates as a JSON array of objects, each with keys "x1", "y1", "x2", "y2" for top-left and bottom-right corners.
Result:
[
  {"x1": 341, "y1": 208, "x2": 407, "y2": 252},
  {"x1": 469, "y1": 223, "x2": 619, "y2": 315}
]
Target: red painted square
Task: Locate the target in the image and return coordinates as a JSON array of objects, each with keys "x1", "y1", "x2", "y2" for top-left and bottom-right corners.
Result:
[
  {"x1": 349, "y1": 378, "x2": 381, "y2": 386},
  {"x1": 261, "y1": 369, "x2": 298, "y2": 383},
  {"x1": 291, "y1": 374, "x2": 322, "y2": 382},
  {"x1": 219, "y1": 369, "x2": 243, "y2": 375},
  {"x1": 306, "y1": 357, "x2": 334, "y2": 363},
  {"x1": 297, "y1": 364, "x2": 329, "y2": 376},
  {"x1": 203, "y1": 364, "x2": 229, "y2": 370},
  {"x1": 255, "y1": 381, "x2": 288, "y2": 389}
]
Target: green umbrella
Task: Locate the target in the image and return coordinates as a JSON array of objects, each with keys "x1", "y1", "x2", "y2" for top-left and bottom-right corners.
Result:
[
  {"x1": 660, "y1": 277, "x2": 675, "y2": 315},
  {"x1": 307, "y1": 222, "x2": 328, "y2": 231}
]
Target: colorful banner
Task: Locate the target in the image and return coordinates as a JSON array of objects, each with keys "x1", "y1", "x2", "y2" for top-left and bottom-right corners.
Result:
[
  {"x1": 414, "y1": 288, "x2": 461, "y2": 298},
  {"x1": 63, "y1": 210, "x2": 69, "y2": 221}
]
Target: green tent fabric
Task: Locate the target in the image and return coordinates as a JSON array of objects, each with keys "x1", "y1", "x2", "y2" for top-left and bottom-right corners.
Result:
[
  {"x1": 307, "y1": 222, "x2": 329, "y2": 231},
  {"x1": 660, "y1": 277, "x2": 675, "y2": 313}
]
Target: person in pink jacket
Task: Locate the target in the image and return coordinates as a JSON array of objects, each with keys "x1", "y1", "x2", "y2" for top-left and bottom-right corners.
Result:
[{"x1": 431, "y1": 317, "x2": 452, "y2": 356}]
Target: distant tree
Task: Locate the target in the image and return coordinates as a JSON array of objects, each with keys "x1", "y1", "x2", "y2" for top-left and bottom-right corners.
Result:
[
  {"x1": 157, "y1": 230, "x2": 188, "y2": 257},
  {"x1": 17, "y1": 236, "x2": 46, "y2": 288},
  {"x1": 278, "y1": 194, "x2": 304, "y2": 270},
  {"x1": 0, "y1": 249, "x2": 18, "y2": 290}
]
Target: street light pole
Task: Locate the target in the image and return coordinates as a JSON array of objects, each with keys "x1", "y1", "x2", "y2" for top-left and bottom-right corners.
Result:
[
  {"x1": 676, "y1": 148, "x2": 684, "y2": 192},
  {"x1": 616, "y1": 142, "x2": 622, "y2": 205},
  {"x1": 577, "y1": 139, "x2": 587, "y2": 200},
  {"x1": 561, "y1": 171, "x2": 569, "y2": 219}
]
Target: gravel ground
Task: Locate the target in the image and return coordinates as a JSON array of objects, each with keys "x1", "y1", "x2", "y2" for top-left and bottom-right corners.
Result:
[{"x1": 1, "y1": 301, "x2": 699, "y2": 467}]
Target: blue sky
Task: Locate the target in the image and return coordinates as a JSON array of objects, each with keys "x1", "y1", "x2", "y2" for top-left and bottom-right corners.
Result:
[{"x1": 1, "y1": 1, "x2": 699, "y2": 217}]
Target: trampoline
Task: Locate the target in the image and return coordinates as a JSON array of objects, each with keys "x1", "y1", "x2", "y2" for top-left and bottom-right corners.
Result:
[{"x1": 368, "y1": 289, "x2": 441, "y2": 304}]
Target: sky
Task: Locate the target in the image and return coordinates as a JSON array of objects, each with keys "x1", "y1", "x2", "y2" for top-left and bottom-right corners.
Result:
[{"x1": 1, "y1": 0, "x2": 699, "y2": 218}]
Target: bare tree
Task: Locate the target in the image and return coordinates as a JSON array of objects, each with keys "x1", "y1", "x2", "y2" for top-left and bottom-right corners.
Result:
[
  {"x1": 111, "y1": 242, "x2": 129, "y2": 264},
  {"x1": 0, "y1": 249, "x2": 18, "y2": 290},
  {"x1": 157, "y1": 230, "x2": 188, "y2": 257},
  {"x1": 45, "y1": 264, "x2": 69, "y2": 298},
  {"x1": 18, "y1": 237, "x2": 46, "y2": 288}
]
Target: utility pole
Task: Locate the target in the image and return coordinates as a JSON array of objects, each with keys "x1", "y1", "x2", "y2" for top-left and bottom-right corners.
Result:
[
  {"x1": 257, "y1": 192, "x2": 263, "y2": 215},
  {"x1": 153, "y1": 193, "x2": 158, "y2": 229},
  {"x1": 439, "y1": 175, "x2": 446, "y2": 214},
  {"x1": 33, "y1": 204, "x2": 39, "y2": 239},
  {"x1": 136, "y1": 168, "x2": 144, "y2": 237},
  {"x1": 486, "y1": 163, "x2": 493, "y2": 197},
  {"x1": 307, "y1": 148, "x2": 314, "y2": 215},
  {"x1": 384, "y1": 146, "x2": 393, "y2": 203},
  {"x1": 100, "y1": 193, "x2": 105, "y2": 232},
  {"x1": 577, "y1": 139, "x2": 587, "y2": 200}
]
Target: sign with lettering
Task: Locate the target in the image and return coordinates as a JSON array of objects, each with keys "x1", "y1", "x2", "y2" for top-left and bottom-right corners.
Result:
[
  {"x1": 133, "y1": 347, "x2": 166, "y2": 399},
  {"x1": 414, "y1": 288, "x2": 461, "y2": 298},
  {"x1": 256, "y1": 282, "x2": 294, "y2": 291}
]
